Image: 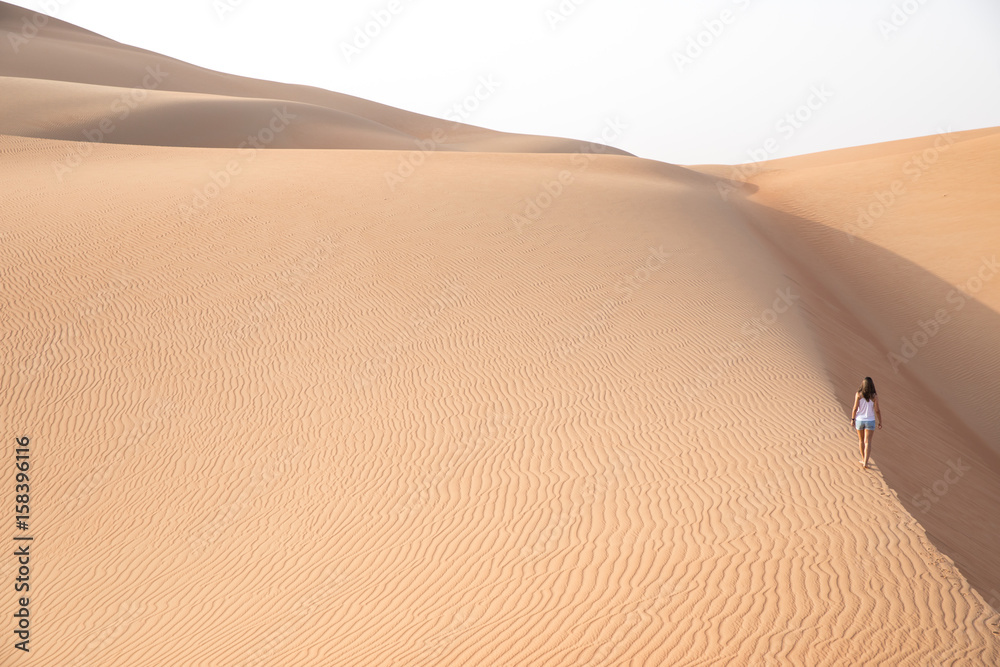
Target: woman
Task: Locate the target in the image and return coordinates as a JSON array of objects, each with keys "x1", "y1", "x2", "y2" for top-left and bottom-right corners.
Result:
[{"x1": 850, "y1": 377, "x2": 882, "y2": 469}]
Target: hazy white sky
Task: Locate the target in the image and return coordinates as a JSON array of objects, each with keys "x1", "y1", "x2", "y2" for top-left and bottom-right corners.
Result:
[{"x1": 10, "y1": 0, "x2": 1000, "y2": 164}]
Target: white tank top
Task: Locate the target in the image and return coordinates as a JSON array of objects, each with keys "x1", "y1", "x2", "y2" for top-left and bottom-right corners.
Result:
[{"x1": 856, "y1": 396, "x2": 875, "y2": 421}]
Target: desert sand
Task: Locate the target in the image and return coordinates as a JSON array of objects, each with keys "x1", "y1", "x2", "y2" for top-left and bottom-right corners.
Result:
[{"x1": 2, "y1": 2, "x2": 999, "y2": 665}]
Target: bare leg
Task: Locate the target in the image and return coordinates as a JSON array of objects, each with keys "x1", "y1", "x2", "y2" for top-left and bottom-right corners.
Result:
[
  {"x1": 862, "y1": 429, "x2": 874, "y2": 469},
  {"x1": 857, "y1": 427, "x2": 865, "y2": 463}
]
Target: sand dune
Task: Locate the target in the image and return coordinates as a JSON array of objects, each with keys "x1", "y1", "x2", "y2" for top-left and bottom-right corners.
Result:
[
  {"x1": 4, "y1": 134, "x2": 999, "y2": 665},
  {"x1": 712, "y1": 128, "x2": 1000, "y2": 612},
  {"x1": 1, "y1": 75, "x2": 430, "y2": 150},
  {"x1": 0, "y1": 3, "x2": 629, "y2": 154},
  {"x1": 2, "y1": 3, "x2": 999, "y2": 665}
]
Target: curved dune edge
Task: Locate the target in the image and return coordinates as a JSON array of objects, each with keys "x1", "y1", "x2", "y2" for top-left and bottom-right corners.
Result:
[
  {"x1": 2, "y1": 133, "x2": 998, "y2": 665},
  {"x1": 709, "y1": 129, "x2": 1000, "y2": 603},
  {"x1": 0, "y1": 75, "x2": 429, "y2": 150},
  {"x1": 0, "y1": 2, "x2": 632, "y2": 155}
]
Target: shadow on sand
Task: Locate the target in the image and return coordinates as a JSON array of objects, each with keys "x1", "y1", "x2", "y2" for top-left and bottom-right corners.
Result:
[{"x1": 729, "y1": 192, "x2": 1000, "y2": 610}]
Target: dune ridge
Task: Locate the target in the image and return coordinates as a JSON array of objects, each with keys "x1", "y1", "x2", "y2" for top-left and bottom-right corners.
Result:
[
  {"x1": 715, "y1": 128, "x2": 1000, "y2": 610},
  {"x1": 0, "y1": 2, "x2": 630, "y2": 154},
  {"x1": 2, "y1": 3, "x2": 999, "y2": 665}
]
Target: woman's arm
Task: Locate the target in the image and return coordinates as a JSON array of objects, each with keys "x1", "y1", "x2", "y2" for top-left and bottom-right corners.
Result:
[
  {"x1": 874, "y1": 395, "x2": 882, "y2": 428},
  {"x1": 850, "y1": 392, "x2": 860, "y2": 423}
]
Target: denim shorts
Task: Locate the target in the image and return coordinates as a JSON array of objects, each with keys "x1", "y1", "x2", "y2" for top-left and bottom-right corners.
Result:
[{"x1": 856, "y1": 420, "x2": 876, "y2": 431}]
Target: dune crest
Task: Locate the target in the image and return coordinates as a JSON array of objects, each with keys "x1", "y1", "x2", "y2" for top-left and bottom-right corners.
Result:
[
  {"x1": 0, "y1": 2, "x2": 630, "y2": 154},
  {"x1": 720, "y1": 127, "x2": 1000, "y2": 606}
]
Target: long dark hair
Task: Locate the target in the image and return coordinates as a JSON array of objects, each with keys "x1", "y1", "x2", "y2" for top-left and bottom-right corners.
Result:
[{"x1": 858, "y1": 377, "x2": 877, "y2": 401}]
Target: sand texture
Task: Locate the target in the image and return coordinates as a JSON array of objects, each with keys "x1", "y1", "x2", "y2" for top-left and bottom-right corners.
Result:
[{"x1": 2, "y1": 2, "x2": 999, "y2": 665}]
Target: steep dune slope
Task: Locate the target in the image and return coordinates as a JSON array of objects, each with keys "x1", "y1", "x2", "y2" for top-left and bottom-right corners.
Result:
[{"x1": 706, "y1": 127, "x2": 1000, "y2": 605}]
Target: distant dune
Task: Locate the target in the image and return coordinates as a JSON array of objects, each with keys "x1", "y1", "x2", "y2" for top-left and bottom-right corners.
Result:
[
  {"x1": 2, "y1": 2, "x2": 998, "y2": 665},
  {"x1": 0, "y1": 3, "x2": 631, "y2": 155}
]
